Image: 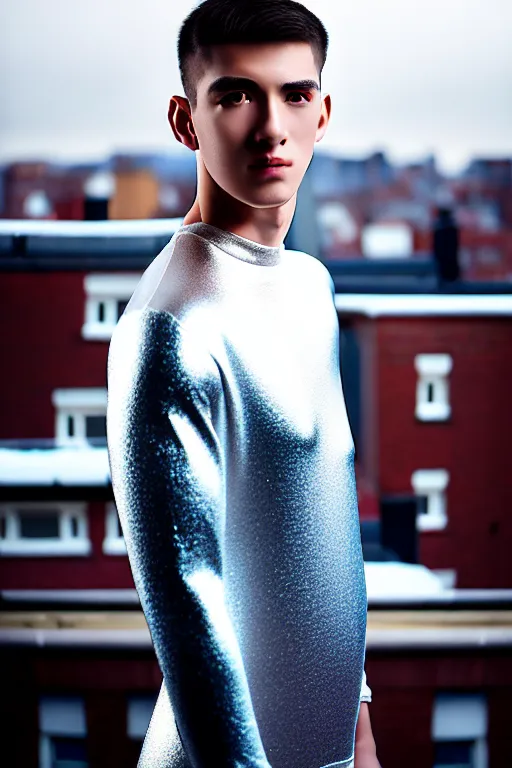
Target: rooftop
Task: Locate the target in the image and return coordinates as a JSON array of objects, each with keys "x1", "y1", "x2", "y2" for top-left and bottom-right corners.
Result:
[{"x1": 1, "y1": 219, "x2": 511, "y2": 295}]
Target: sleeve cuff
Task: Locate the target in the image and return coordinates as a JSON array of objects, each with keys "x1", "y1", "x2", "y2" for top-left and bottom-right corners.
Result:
[{"x1": 360, "y1": 669, "x2": 372, "y2": 703}]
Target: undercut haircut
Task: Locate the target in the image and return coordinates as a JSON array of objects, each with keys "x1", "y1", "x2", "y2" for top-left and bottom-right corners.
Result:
[{"x1": 177, "y1": 0, "x2": 329, "y2": 108}]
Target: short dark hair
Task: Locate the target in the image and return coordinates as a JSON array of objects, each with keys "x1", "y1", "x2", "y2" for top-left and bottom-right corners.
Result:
[{"x1": 177, "y1": 0, "x2": 329, "y2": 108}]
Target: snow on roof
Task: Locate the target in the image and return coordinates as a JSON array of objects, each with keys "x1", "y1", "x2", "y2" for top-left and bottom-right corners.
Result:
[
  {"x1": 335, "y1": 293, "x2": 512, "y2": 316},
  {"x1": 364, "y1": 562, "x2": 445, "y2": 600},
  {"x1": 0, "y1": 218, "x2": 183, "y2": 238},
  {"x1": 0, "y1": 446, "x2": 110, "y2": 486}
]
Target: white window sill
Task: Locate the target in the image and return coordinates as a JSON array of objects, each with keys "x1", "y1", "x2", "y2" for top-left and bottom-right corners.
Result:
[
  {"x1": 55, "y1": 437, "x2": 107, "y2": 448},
  {"x1": 416, "y1": 403, "x2": 451, "y2": 421},
  {"x1": 102, "y1": 537, "x2": 127, "y2": 555},
  {"x1": 417, "y1": 514, "x2": 448, "y2": 532},
  {"x1": 0, "y1": 540, "x2": 92, "y2": 557},
  {"x1": 81, "y1": 323, "x2": 116, "y2": 341}
]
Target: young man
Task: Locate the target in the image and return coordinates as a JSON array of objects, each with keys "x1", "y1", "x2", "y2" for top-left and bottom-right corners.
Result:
[{"x1": 107, "y1": 1, "x2": 380, "y2": 766}]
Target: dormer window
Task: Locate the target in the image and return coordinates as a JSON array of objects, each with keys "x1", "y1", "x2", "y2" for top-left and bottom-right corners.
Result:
[
  {"x1": 82, "y1": 274, "x2": 141, "y2": 340},
  {"x1": 414, "y1": 354, "x2": 453, "y2": 421},
  {"x1": 52, "y1": 388, "x2": 107, "y2": 446}
]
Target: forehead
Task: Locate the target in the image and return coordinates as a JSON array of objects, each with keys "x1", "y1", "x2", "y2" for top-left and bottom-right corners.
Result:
[{"x1": 195, "y1": 41, "x2": 319, "y2": 95}]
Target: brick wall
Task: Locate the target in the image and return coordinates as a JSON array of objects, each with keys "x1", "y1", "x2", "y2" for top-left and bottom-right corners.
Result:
[
  {"x1": 355, "y1": 314, "x2": 512, "y2": 587},
  {"x1": 0, "y1": 271, "x2": 109, "y2": 440}
]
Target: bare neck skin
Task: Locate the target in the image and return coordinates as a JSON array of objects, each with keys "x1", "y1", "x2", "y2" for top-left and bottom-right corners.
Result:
[{"x1": 182, "y1": 153, "x2": 296, "y2": 246}]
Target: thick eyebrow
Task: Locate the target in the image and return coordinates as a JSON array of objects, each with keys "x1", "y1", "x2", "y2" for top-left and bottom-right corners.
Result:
[{"x1": 207, "y1": 76, "x2": 320, "y2": 96}]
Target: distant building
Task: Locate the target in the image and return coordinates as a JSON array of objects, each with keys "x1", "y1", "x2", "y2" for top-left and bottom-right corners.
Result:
[
  {"x1": 463, "y1": 159, "x2": 512, "y2": 189},
  {"x1": 0, "y1": 155, "x2": 196, "y2": 222}
]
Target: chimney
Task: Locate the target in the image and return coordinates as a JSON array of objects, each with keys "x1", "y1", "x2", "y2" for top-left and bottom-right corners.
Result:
[
  {"x1": 432, "y1": 189, "x2": 461, "y2": 284},
  {"x1": 83, "y1": 171, "x2": 116, "y2": 220}
]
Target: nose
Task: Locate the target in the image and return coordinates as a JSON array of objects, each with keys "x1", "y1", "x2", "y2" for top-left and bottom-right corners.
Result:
[{"x1": 253, "y1": 97, "x2": 288, "y2": 146}]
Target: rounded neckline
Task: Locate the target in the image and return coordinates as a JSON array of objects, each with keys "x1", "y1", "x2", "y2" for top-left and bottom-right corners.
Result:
[{"x1": 176, "y1": 221, "x2": 285, "y2": 266}]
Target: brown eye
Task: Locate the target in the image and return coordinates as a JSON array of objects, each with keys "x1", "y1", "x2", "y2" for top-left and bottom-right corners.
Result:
[
  {"x1": 287, "y1": 92, "x2": 309, "y2": 104},
  {"x1": 221, "y1": 91, "x2": 248, "y2": 106}
]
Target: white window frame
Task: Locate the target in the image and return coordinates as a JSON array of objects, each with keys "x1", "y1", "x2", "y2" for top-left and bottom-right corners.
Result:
[
  {"x1": 0, "y1": 501, "x2": 90, "y2": 556},
  {"x1": 411, "y1": 469, "x2": 449, "y2": 531},
  {"x1": 415, "y1": 354, "x2": 453, "y2": 421},
  {"x1": 52, "y1": 388, "x2": 107, "y2": 446},
  {"x1": 82, "y1": 273, "x2": 141, "y2": 341},
  {"x1": 39, "y1": 696, "x2": 87, "y2": 768},
  {"x1": 103, "y1": 501, "x2": 127, "y2": 555},
  {"x1": 432, "y1": 693, "x2": 488, "y2": 768}
]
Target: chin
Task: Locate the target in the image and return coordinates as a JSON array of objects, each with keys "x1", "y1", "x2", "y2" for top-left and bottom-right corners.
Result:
[{"x1": 237, "y1": 185, "x2": 297, "y2": 209}]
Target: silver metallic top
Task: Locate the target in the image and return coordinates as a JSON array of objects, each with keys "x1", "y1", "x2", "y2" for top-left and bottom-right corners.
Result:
[{"x1": 107, "y1": 222, "x2": 370, "y2": 768}]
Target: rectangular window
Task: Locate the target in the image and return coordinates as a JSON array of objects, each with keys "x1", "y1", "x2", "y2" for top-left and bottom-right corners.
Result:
[
  {"x1": 0, "y1": 502, "x2": 90, "y2": 557},
  {"x1": 432, "y1": 693, "x2": 488, "y2": 768},
  {"x1": 39, "y1": 696, "x2": 89, "y2": 768},
  {"x1": 411, "y1": 469, "x2": 449, "y2": 531},
  {"x1": 85, "y1": 415, "x2": 107, "y2": 441},
  {"x1": 82, "y1": 274, "x2": 141, "y2": 341},
  {"x1": 415, "y1": 354, "x2": 453, "y2": 421},
  {"x1": 52, "y1": 389, "x2": 107, "y2": 447},
  {"x1": 19, "y1": 510, "x2": 60, "y2": 539}
]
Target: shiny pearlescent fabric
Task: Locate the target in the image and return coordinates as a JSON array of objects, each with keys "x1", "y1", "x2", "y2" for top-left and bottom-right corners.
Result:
[{"x1": 107, "y1": 223, "x2": 370, "y2": 768}]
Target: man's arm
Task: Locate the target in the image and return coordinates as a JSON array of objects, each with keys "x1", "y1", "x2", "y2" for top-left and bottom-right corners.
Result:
[
  {"x1": 354, "y1": 703, "x2": 381, "y2": 768},
  {"x1": 107, "y1": 308, "x2": 270, "y2": 768}
]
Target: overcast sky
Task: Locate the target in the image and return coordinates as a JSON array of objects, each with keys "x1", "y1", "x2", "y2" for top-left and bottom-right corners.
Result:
[{"x1": 1, "y1": 0, "x2": 511, "y2": 173}]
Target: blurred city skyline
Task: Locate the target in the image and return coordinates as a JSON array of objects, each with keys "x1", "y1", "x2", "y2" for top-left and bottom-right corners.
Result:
[{"x1": 1, "y1": 0, "x2": 511, "y2": 174}]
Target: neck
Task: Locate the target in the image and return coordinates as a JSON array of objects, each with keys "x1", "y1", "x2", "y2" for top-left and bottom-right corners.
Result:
[{"x1": 184, "y1": 152, "x2": 296, "y2": 248}]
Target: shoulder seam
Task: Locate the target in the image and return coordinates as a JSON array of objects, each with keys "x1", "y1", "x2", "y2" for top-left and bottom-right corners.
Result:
[{"x1": 132, "y1": 305, "x2": 218, "y2": 363}]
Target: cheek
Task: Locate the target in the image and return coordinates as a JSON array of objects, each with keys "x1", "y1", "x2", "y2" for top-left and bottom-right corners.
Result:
[
  {"x1": 290, "y1": 120, "x2": 317, "y2": 167},
  {"x1": 291, "y1": 110, "x2": 320, "y2": 141},
  {"x1": 197, "y1": 118, "x2": 245, "y2": 164}
]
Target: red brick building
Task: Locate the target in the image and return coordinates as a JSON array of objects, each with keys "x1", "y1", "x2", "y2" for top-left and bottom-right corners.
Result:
[
  {"x1": 1, "y1": 590, "x2": 512, "y2": 768},
  {"x1": 1, "y1": 220, "x2": 512, "y2": 768},
  {"x1": 0, "y1": 220, "x2": 182, "y2": 595},
  {"x1": 336, "y1": 294, "x2": 512, "y2": 589}
]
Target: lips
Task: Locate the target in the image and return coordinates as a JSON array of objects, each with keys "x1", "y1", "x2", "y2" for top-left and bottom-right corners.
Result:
[{"x1": 249, "y1": 156, "x2": 292, "y2": 168}]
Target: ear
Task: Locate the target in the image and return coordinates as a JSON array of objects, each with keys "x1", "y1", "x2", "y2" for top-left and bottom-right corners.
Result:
[
  {"x1": 315, "y1": 93, "x2": 331, "y2": 143},
  {"x1": 168, "y1": 96, "x2": 199, "y2": 151}
]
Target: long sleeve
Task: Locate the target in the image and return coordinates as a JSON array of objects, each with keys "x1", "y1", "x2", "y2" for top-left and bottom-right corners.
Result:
[{"x1": 106, "y1": 307, "x2": 270, "y2": 768}]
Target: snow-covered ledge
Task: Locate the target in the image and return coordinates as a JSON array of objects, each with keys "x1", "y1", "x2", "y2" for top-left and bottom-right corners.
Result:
[
  {"x1": 335, "y1": 294, "x2": 512, "y2": 317},
  {"x1": 0, "y1": 445, "x2": 110, "y2": 486}
]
